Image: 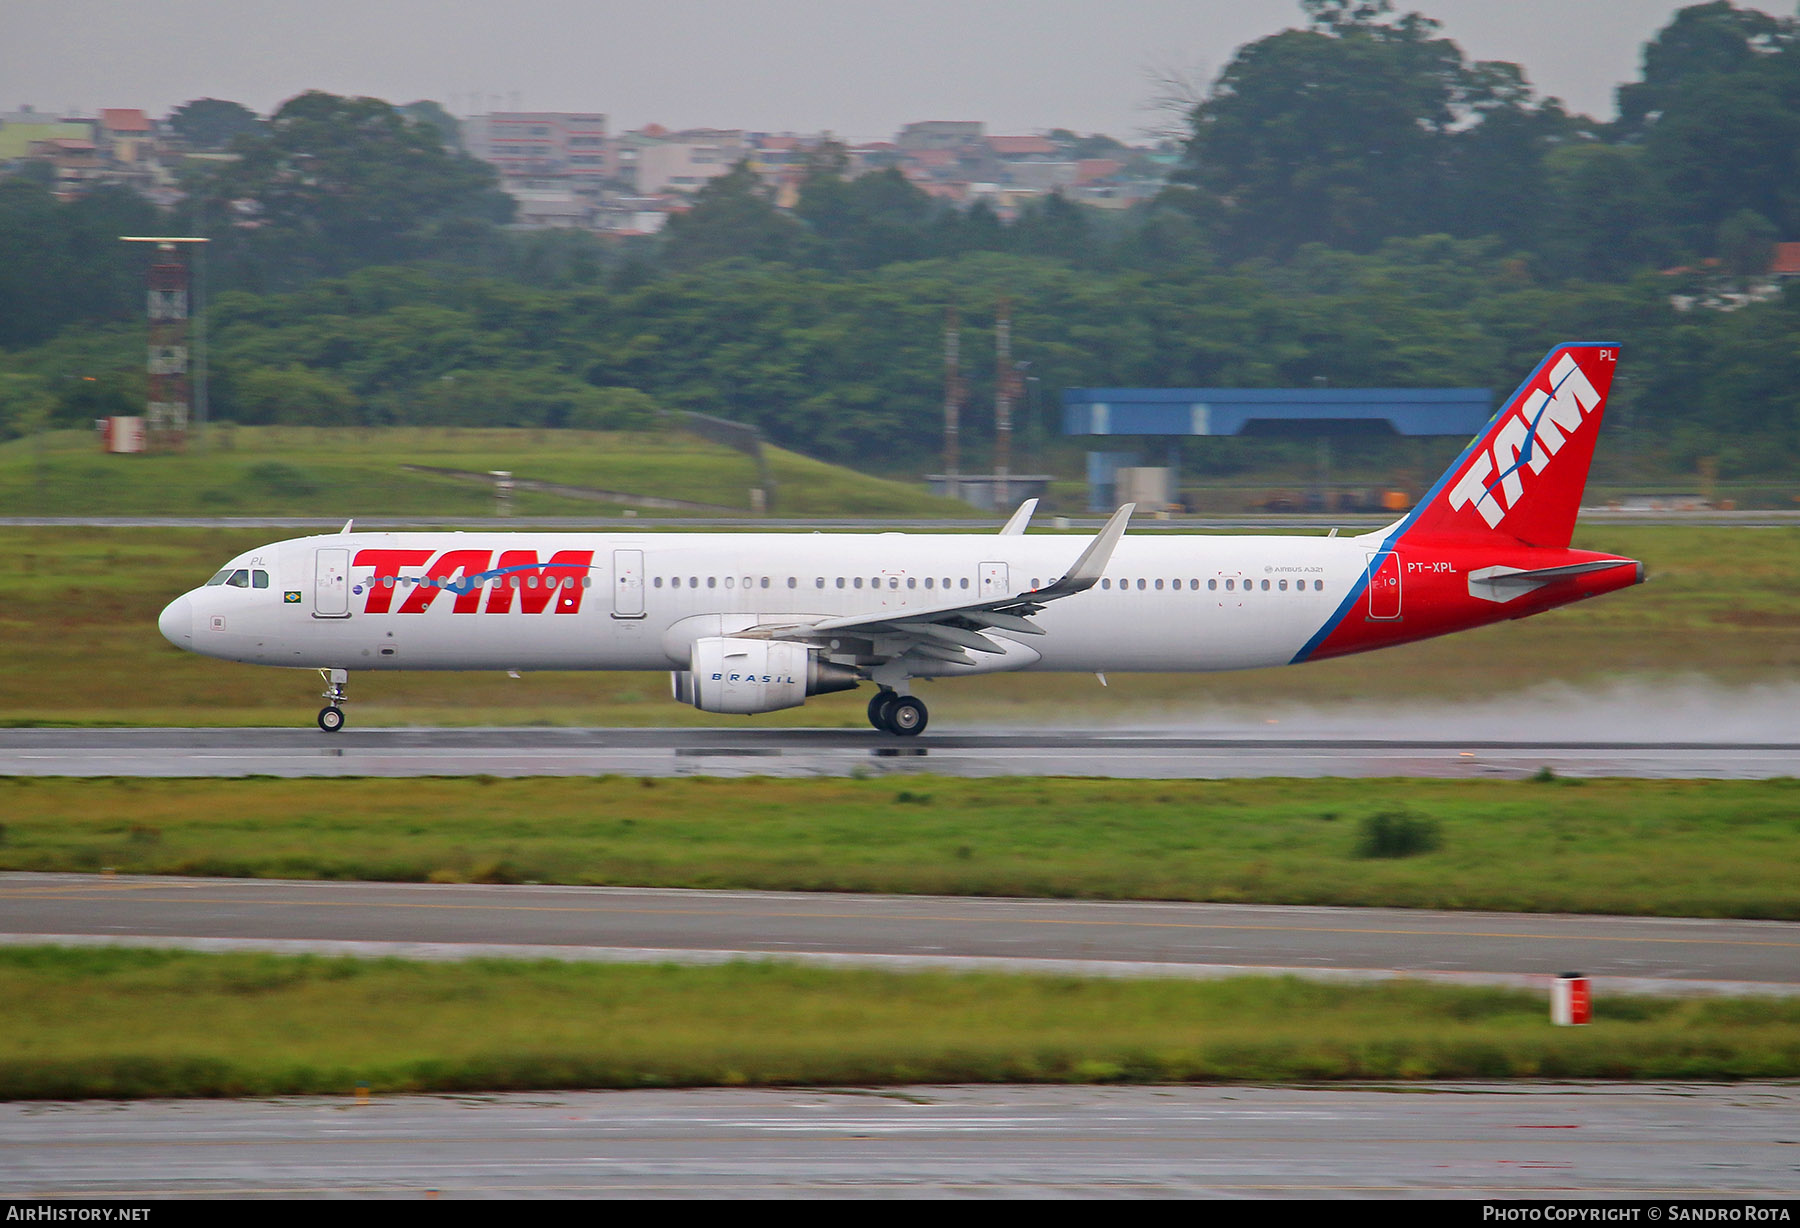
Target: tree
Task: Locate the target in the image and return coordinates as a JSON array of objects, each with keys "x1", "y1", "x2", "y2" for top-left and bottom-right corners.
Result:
[
  {"x1": 1638, "y1": 40, "x2": 1800, "y2": 250},
  {"x1": 0, "y1": 373, "x2": 55, "y2": 442},
  {"x1": 660, "y1": 163, "x2": 804, "y2": 269},
  {"x1": 180, "y1": 91, "x2": 514, "y2": 287},
  {"x1": 1717, "y1": 208, "x2": 1778, "y2": 282},
  {"x1": 1616, "y1": 1, "x2": 1795, "y2": 135},
  {"x1": 400, "y1": 101, "x2": 461, "y2": 149},
  {"x1": 794, "y1": 166, "x2": 941, "y2": 269},
  {"x1": 0, "y1": 179, "x2": 161, "y2": 348},
  {"x1": 166, "y1": 98, "x2": 263, "y2": 151},
  {"x1": 1535, "y1": 144, "x2": 1679, "y2": 282},
  {"x1": 1175, "y1": 2, "x2": 1506, "y2": 258}
]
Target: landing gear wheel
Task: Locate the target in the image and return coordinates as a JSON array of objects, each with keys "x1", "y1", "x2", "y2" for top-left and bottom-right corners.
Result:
[
  {"x1": 867, "y1": 690, "x2": 899, "y2": 732},
  {"x1": 887, "y1": 696, "x2": 928, "y2": 737},
  {"x1": 317, "y1": 668, "x2": 348, "y2": 733}
]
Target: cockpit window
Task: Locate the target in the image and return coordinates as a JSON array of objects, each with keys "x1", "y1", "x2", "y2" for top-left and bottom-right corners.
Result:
[
  {"x1": 252, "y1": 570, "x2": 269, "y2": 589},
  {"x1": 224, "y1": 569, "x2": 250, "y2": 588},
  {"x1": 206, "y1": 570, "x2": 232, "y2": 586}
]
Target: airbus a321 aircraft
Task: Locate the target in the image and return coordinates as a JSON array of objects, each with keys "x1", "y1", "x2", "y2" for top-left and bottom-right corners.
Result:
[{"x1": 160, "y1": 342, "x2": 1643, "y2": 736}]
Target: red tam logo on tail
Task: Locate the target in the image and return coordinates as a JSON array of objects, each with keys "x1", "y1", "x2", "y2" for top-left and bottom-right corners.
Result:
[{"x1": 1409, "y1": 343, "x2": 1618, "y2": 549}]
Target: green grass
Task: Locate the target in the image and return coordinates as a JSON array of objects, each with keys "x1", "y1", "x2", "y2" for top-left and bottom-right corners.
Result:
[
  {"x1": 0, "y1": 523, "x2": 1792, "y2": 726},
  {"x1": 0, "y1": 948, "x2": 1793, "y2": 1099},
  {"x1": 4, "y1": 776, "x2": 1797, "y2": 918},
  {"x1": 0, "y1": 426, "x2": 968, "y2": 518}
]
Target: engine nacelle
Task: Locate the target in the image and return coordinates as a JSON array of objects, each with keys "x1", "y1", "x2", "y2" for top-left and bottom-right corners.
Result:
[{"x1": 671, "y1": 637, "x2": 859, "y2": 715}]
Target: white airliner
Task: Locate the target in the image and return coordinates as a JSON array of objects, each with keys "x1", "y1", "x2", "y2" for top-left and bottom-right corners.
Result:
[{"x1": 160, "y1": 342, "x2": 1643, "y2": 735}]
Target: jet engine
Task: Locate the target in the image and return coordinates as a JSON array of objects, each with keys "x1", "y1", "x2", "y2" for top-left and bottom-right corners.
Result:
[{"x1": 671, "y1": 637, "x2": 859, "y2": 714}]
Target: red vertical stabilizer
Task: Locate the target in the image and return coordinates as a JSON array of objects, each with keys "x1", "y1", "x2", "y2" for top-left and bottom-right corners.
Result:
[{"x1": 1401, "y1": 343, "x2": 1620, "y2": 549}]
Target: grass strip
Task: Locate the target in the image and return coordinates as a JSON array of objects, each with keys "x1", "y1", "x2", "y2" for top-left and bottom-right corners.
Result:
[
  {"x1": 3, "y1": 776, "x2": 1797, "y2": 919},
  {"x1": 1, "y1": 947, "x2": 1795, "y2": 1099}
]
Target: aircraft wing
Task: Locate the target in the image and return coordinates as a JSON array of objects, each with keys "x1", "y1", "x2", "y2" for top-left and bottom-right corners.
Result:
[{"x1": 759, "y1": 504, "x2": 1134, "y2": 664}]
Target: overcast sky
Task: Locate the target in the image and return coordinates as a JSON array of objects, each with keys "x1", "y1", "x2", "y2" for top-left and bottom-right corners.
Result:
[{"x1": 1, "y1": 1, "x2": 1760, "y2": 141}]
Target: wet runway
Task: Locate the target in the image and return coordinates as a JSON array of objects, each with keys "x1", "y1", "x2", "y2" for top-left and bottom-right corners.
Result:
[
  {"x1": 5, "y1": 1083, "x2": 1797, "y2": 1199},
  {"x1": 0, "y1": 725, "x2": 1794, "y2": 779}
]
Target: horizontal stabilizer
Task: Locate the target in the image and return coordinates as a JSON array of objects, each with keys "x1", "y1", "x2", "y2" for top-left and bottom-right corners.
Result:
[{"x1": 1467, "y1": 558, "x2": 1640, "y2": 603}]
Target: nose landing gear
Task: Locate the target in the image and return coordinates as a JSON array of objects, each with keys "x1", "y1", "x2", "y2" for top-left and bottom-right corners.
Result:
[{"x1": 317, "y1": 668, "x2": 348, "y2": 733}]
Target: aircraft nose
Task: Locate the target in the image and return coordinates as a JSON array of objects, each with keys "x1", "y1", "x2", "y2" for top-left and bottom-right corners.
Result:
[{"x1": 158, "y1": 594, "x2": 193, "y2": 647}]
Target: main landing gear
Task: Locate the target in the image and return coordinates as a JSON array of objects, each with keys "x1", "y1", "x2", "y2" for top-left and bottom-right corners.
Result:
[
  {"x1": 317, "y1": 668, "x2": 348, "y2": 733},
  {"x1": 866, "y1": 688, "x2": 928, "y2": 737}
]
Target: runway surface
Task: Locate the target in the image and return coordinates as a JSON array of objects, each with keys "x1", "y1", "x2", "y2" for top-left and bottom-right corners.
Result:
[
  {"x1": 5, "y1": 1083, "x2": 1797, "y2": 1199},
  {"x1": 7, "y1": 875, "x2": 1796, "y2": 1197},
  {"x1": 3, "y1": 726, "x2": 1796, "y2": 779},
  {"x1": 5, "y1": 874, "x2": 1796, "y2": 996}
]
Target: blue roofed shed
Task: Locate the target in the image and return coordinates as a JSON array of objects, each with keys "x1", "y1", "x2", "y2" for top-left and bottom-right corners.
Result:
[
  {"x1": 1062, "y1": 385, "x2": 1492, "y2": 510},
  {"x1": 1063, "y1": 387, "x2": 1492, "y2": 438}
]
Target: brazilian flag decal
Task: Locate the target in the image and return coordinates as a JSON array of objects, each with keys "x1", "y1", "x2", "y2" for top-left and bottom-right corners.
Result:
[{"x1": 284, "y1": 591, "x2": 303, "y2": 604}]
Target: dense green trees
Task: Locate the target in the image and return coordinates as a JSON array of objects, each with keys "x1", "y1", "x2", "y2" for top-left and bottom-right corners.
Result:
[
  {"x1": 0, "y1": 181, "x2": 161, "y2": 349},
  {"x1": 165, "y1": 99, "x2": 262, "y2": 152},
  {"x1": 5, "y1": 6, "x2": 1800, "y2": 477},
  {"x1": 178, "y1": 92, "x2": 514, "y2": 289},
  {"x1": 1174, "y1": 0, "x2": 1800, "y2": 277}
]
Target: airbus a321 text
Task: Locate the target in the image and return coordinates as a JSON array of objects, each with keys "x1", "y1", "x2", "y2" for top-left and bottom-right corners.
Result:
[{"x1": 159, "y1": 342, "x2": 1644, "y2": 736}]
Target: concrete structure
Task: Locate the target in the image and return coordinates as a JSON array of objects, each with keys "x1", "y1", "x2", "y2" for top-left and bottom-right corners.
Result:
[
  {"x1": 897, "y1": 120, "x2": 983, "y2": 152},
  {"x1": 463, "y1": 112, "x2": 611, "y2": 182},
  {"x1": 924, "y1": 473, "x2": 1053, "y2": 512},
  {"x1": 630, "y1": 128, "x2": 747, "y2": 194}
]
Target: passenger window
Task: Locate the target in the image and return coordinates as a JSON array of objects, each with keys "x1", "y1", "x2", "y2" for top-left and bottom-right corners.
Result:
[
  {"x1": 1208, "y1": 579, "x2": 1217, "y2": 590},
  {"x1": 725, "y1": 576, "x2": 735, "y2": 589},
  {"x1": 907, "y1": 578, "x2": 916, "y2": 589},
  {"x1": 707, "y1": 577, "x2": 716, "y2": 589},
  {"x1": 835, "y1": 577, "x2": 845, "y2": 589},
  {"x1": 1315, "y1": 580, "x2": 1324, "y2": 591},
  {"x1": 925, "y1": 578, "x2": 934, "y2": 590},
  {"x1": 853, "y1": 577, "x2": 863, "y2": 589},
  {"x1": 1154, "y1": 579, "x2": 1164, "y2": 590},
  {"x1": 1226, "y1": 579, "x2": 1235, "y2": 591},
  {"x1": 1261, "y1": 580, "x2": 1270, "y2": 591},
  {"x1": 1137, "y1": 579, "x2": 1146, "y2": 591},
  {"x1": 960, "y1": 578, "x2": 969, "y2": 590},
  {"x1": 1101, "y1": 578, "x2": 1111, "y2": 590},
  {"x1": 1279, "y1": 579, "x2": 1288, "y2": 591}
]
